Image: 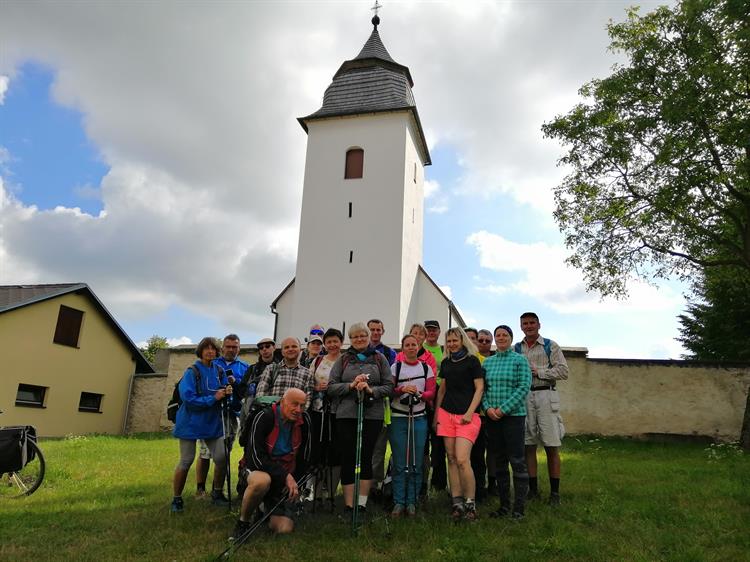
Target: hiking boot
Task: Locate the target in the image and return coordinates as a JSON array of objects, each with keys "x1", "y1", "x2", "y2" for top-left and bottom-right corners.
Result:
[
  {"x1": 391, "y1": 504, "x2": 405, "y2": 518},
  {"x1": 211, "y1": 490, "x2": 230, "y2": 507},
  {"x1": 526, "y1": 489, "x2": 540, "y2": 501},
  {"x1": 406, "y1": 504, "x2": 416, "y2": 517},
  {"x1": 490, "y1": 506, "x2": 510, "y2": 518},
  {"x1": 230, "y1": 519, "x2": 251, "y2": 542},
  {"x1": 451, "y1": 504, "x2": 465, "y2": 522},
  {"x1": 170, "y1": 497, "x2": 184, "y2": 514},
  {"x1": 548, "y1": 492, "x2": 561, "y2": 506}
]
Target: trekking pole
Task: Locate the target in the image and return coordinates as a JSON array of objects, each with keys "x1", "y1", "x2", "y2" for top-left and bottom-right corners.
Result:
[
  {"x1": 326, "y1": 401, "x2": 335, "y2": 513},
  {"x1": 223, "y1": 397, "x2": 232, "y2": 512},
  {"x1": 352, "y1": 389, "x2": 364, "y2": 537},
  {"x1": 214, "y1": 471, "x2": 315, "y2": 561},
  {"x1": 404, "y1": 399, "x2": 412, "y2": 508},
  {"x1": 409, "y1": 401, "x2": 417, "y2": 508}
]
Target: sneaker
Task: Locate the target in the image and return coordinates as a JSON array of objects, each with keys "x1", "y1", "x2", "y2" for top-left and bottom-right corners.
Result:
[
  {"x1": 195, "y1": 488, "x2": 208, "y2": 500},
  {"x1": 464, "y1": 506, "x2": 478, "y2": 522},
  {"x1": 391, "y1": 504, "x2": 405, "y2": 518},
  {"x1": 511, "y1": 511, "x2": 525, "y2": 521},
  {"x1": 490, "y1": 506, "x2": 510, "y2": 518},
  {"x1": 451, "y1": 504, "x2": 465, "y2": 522},
  {"x1": 211, "y1": 490, "x2": 230, "y2": 507},
  {"x1": 170, "y1": 497, "x2": 184, "y2": 514},
  {"x1": 527, "y1": 489, "x2": 540, "y2": 501},
  {"x1": 230, "y1": 519, "x2": 251, "y2": 541},
  {"x1": 548, "y1": 492, "x2": 561, "y2": 506},
  {"x1": 406, "y1": 504, "x2": 416, "y2": 517}
]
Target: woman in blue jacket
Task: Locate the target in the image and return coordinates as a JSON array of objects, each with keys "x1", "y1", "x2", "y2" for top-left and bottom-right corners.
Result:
[{"x1": 171, "y1": 337, "x2": 232, "y2": 513}]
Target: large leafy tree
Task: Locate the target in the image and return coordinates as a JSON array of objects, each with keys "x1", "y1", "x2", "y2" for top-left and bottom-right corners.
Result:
[
  {"x1": 542, "y1": 0, "x2": 750, "y2": 298},
  {"x1": 678, "y1": 267, "x2": 750, "y2": 360}
]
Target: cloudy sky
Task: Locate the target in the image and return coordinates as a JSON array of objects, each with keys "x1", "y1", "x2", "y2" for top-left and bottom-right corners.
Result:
[{"x1": 0, "y1": 0, "x2": 686, "y2": 358}]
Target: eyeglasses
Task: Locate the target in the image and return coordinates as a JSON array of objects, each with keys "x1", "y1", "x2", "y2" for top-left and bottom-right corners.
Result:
[
  {"x1": 478, "y1": 339, "x2": 492, "y2": 344},
  {"x1": 310, "y1": 329, "x2": 324, "y2": 336},
  {"x1": 258, "y1": 343, "x2": 274, "y2": 350}
]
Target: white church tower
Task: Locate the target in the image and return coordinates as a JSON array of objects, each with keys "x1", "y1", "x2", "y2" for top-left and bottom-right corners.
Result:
[{"x1": 272, "y1": 14, "x2": 464, "y2": 345}]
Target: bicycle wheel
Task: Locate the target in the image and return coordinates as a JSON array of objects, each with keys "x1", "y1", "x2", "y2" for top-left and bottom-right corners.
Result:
[{"x1": 0, "y1": 440, "x2": 45, "y2": 498}]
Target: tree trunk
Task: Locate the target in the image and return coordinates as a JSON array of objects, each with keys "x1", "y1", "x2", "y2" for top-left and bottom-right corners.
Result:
[{"x1": 741, "y1": 386, "x2": 750, "y2": 451}]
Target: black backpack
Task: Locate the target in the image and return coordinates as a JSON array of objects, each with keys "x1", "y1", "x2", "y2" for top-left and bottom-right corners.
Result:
[
  {"x1": 237, "y1": 363, "x2": 282, "y2": 448},
  {"x1": 167, "y1": 365, "x2": 201, "y2": 423}
]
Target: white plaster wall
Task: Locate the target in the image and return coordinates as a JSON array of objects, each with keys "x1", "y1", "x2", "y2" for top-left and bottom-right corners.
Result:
[
  {"x1": 291, "y1": 112, "x2": 416, "y2": 343},
  {"x1": 412, "y1": 268, "x2": 456, "y2": 344},
  {"x1": 273, "y1": 280, "x2": 295, "y2": 341}
]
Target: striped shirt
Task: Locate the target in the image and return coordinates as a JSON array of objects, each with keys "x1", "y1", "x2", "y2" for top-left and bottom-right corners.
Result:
[
  {"x1": 481, "y1": 349, "x2": 532, "y2": 416},
  {"x1": 515, "y1": 336, "x2": 569, "y2": 388},
  {"x1": 255, "y1": 361, "x2": 314, "y2": 410}
]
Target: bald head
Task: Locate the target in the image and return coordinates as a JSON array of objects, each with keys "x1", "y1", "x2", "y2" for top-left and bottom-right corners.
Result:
[
  {"x1": 281, "y1": 337, "x2": 301, "y2": 365},
  {"x1": 280, "y1": 387, "x2": 306, "y2": 421}
]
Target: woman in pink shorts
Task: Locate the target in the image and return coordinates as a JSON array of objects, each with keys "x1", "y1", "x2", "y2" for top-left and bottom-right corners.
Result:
[{"x1": 433, "y1": 327, "x2": 485, "y2": 521}]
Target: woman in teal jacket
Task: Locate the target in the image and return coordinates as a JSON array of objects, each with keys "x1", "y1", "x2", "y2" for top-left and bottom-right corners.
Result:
[{"x1": 170, "y1": 337, "x2": 232, "y2": 513}]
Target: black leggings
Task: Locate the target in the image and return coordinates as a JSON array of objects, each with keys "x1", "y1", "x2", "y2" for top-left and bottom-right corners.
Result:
[{"x1": 337, "y1": 418, "x2": 382, "y2": 485}]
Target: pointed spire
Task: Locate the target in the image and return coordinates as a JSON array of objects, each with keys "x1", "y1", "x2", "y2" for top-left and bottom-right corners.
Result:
[{"x1": 354, "y1": 27, "x2": 395, "y2": 63}]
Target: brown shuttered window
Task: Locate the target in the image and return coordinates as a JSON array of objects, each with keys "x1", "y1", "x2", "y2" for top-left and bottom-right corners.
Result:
[
  {"x1": 344, "y1": 148, "x2": 364, "y2": 179},
  {"x1": 53, "y1": 305, "x2": 84, "y2": 347}
]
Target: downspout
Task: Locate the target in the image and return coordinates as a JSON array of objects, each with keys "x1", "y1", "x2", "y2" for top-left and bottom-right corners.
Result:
[
  {"x1": 271, "y1": 304, "x2": 279, "y2": 344},
  {"x1": 122, "y1": 370, "x2": 136, "y2": 435}
]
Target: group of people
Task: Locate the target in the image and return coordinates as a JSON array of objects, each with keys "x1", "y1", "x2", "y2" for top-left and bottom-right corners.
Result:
[{"x1": 168, "y1": 313, "x2": 569, "y2": 540}]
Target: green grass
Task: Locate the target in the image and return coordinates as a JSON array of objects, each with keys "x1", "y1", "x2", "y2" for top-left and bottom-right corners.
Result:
[{"x1": 0, "y1": 434, "x2": 748, "y2": 561}]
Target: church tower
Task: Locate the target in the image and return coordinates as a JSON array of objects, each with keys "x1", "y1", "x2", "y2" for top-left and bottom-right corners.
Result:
[{"x1": 272, "y1": 14, "x2": 463, "y2": 345}]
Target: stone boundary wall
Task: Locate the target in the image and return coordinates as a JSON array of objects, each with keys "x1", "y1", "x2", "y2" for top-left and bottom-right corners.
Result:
[{"x1": 126, "y1": 346, "x2": 750, "y2": 441}]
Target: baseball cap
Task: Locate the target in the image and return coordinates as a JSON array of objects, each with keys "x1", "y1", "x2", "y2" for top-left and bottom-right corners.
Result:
[
  {"x1": 424, "y1": 320, "x2": 440, "y2": 329},
  {"x1": 257, "y1": 337, "x2": 275, "y2": 346},
  {"x1": 308, "y1": 335, "x2": 323, "y2": 344}
]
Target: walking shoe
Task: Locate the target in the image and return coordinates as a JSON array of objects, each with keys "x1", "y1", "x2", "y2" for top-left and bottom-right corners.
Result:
[
  {"x1": 511, "y1": 511, "x2": 525, "y2": 521},
  {"x1": 230, "y1": 519, "x2": 251, "y2": 541},
  {"x1": 170, "y1": 497, "x2": 184, "y2": 514},
  {"x1": 406, "y1": 504, "x2": 416, "y2": 517},
  {"x1": 548, "y1": 492, "x2": 561, "y2": 506},
  {"x1": 211, "y1": 490, "x2": 230, "y2": 507},
  {"x1": 195, "y1": 488, "x2": 208, "y2": 500},
  {"x1": 464, "y1": 506, "x2": 478, "y2": 522},
  {"x1": 451, "y1": 504, "x2": 465, "y2": 522},
  {"x1": 391, "y1": 504, "x2": 405, "y2": 518},
  {"x1": 489, "y1": 506, "x2": 510, "y2": 518},
  {"x1": 526, "y1": 489, "x2": 540, "y2": 501}
]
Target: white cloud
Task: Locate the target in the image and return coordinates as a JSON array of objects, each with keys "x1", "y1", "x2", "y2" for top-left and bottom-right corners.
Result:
[
  {"x1": 0, "y1": 75, "x2": 8, "y2": 104},
  {"x1": 438, "y1": 285, "x2": 452, "y2": 300},
  {"x1": 466, "y1": 230, "x2": 682, "y2": 314},
  {"x1": 424, "y1": 179, "x2": 440, "y2": 199}
]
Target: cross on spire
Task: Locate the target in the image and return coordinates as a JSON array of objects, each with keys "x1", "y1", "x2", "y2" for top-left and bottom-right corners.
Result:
[{"x1": 371, "y1": 1, "x2": 382, "y2": 17}]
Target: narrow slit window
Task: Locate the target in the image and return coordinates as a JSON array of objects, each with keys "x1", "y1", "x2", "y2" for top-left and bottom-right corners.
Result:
[
  {"x1": 15, "y1": 383, "x2": 47, "y2": 408},
  {"x1": 342, "y1": 321, "x2": 346, "y2": 336},
  {"x1": 53, "y1": 305, "x2": 84, "y2": 348},
  {"x1": 79, "y1": 392, "x2": 103, "y2": 413},
  {"x1": 345, "y1": 148, "x2": 364, "y2": 179},
  {"x1": 348, "y1": 202, "x2": 352, "y2": 218},
  {"x1": 349, "y1": 250, "x2": 353, "y2": 263},
  {"x1": 413, "y1": 162, "x2": 417, "y2": 183}
]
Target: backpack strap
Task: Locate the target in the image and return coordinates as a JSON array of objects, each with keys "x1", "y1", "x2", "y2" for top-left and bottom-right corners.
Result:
[
  {"x1": 188, "y1": 365, "x2": 202, "y2": 395},
  {"x1": 542, "y1": 338, "x2": 552, "y2": 368},
  {"x1": 313, "y1": 354, "x2": 324, "y2": 372},
  {"x1": 395, "y1": 360, "x2": 429, "y2": 386}
]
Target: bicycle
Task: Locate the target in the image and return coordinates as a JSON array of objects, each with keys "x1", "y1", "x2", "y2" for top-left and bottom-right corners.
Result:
[{"x1": 0, "y1": 410, "x2": 45, "y2": 498}]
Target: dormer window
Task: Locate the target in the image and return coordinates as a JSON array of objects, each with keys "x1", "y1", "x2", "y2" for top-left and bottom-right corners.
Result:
[{"x1": 345, "y1": 148, "x2": 364, "y2": 179}]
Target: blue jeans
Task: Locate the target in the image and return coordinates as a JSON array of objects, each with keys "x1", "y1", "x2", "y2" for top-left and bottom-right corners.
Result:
[{"x1": 388, "y1": 415, "x2": 428, "y2": 506}]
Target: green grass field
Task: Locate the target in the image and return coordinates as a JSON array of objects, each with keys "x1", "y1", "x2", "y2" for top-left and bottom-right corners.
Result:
[{"x1": 0, "y1": 434, "x2": 748, "y2": 561}]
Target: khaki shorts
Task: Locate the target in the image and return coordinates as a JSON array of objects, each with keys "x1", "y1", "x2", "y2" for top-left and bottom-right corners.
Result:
[{"x1": 525, "y1": 389, "x2": 565, "y2": 447}]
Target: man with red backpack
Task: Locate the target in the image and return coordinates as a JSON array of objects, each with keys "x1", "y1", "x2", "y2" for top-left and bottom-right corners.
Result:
[{"x1": 232, "y1": 388, "x2": 311, "y2": 538}]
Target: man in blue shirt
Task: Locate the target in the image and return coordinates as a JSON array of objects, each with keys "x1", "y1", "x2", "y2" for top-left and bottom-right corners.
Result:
[
  {"x1": 368, "y1": 319, "x2": 396, "y2": 502},
  {"x1": 196, "y1": 334, "x2": 250, "y2": 497}
]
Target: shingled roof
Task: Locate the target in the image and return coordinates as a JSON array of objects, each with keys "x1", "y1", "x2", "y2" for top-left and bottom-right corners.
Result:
[
  {"x1": 0, "y1": 283, "x2": 154, "y2": 373},
  {"x1": 298, "y1": 17, "x2": 431, "y2": 165}
]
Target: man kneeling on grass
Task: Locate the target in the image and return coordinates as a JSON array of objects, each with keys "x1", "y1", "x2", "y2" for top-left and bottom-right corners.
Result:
[{"x1": 232, "y1": 388, "x2": 311, "y2": 539}]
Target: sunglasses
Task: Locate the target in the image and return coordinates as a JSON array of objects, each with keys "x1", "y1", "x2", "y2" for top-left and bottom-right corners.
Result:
[
  {"x1": 478, "y1": 339, "x2": 492, "y2": 344},
  {"x1": 258, "y1": 343, "x2": 274, "y2": 350},
  {"x1": 310, "y1": 329, "x2": 324, "y2": 336}
]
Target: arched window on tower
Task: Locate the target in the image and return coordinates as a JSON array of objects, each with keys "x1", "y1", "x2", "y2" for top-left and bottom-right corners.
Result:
[{"x1": 344, "y1": 148, "x2": 364, "y2": 179}]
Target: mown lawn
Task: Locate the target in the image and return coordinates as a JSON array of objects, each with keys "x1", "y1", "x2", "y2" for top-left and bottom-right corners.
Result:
[{"x1": 0, "y1": 434, "x2": 748, "y2": 561}]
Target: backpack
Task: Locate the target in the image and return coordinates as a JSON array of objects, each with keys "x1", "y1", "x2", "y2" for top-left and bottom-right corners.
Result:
[
  {"x1": 514, "y1": 338, "x2": 552, "y2": 367},
  {"x1": 166, "y1": 364, "x2": 224, "y2": 423},
  {"x1": 394, "y1": 360, "x2": 429, "y2": 386},
  {"x1": 238, "y1": 363, "x2": 282, "y2": 448}
]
